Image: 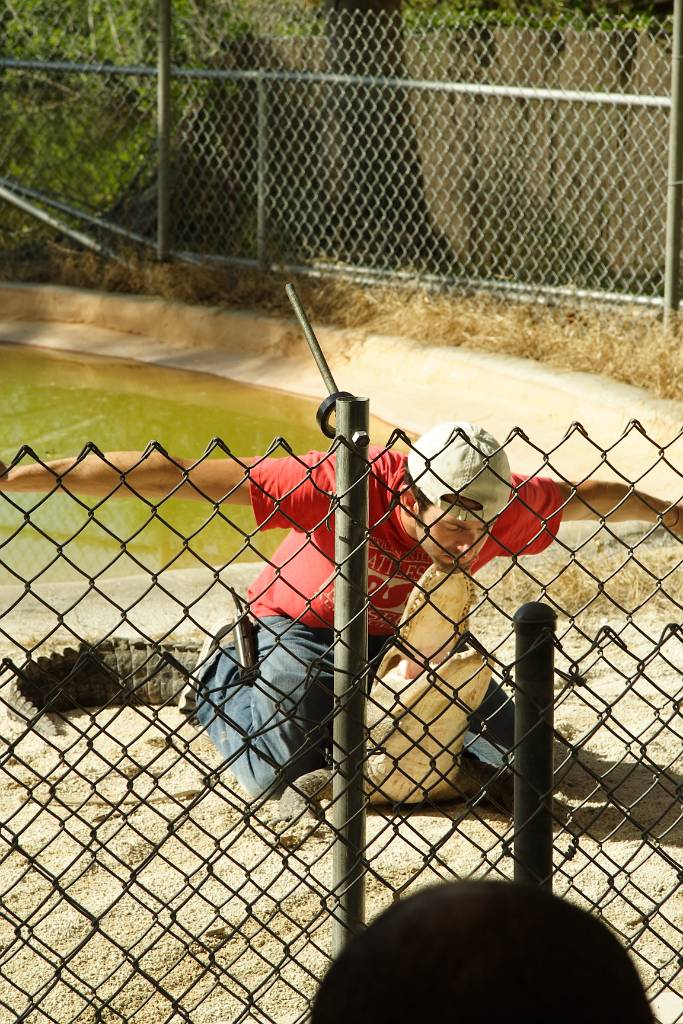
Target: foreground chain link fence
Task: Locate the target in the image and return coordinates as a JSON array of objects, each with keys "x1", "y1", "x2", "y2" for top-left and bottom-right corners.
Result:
[
  {"x1": 1, "y1": 412, "x2": 682, "y2": 1022},
  {"x1": 1, "y1": 2, "x2": 682, "y2": 306}
]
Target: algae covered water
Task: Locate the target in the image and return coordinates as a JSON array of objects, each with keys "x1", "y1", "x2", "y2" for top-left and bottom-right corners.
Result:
[{"x1": 0, "y1": 343, "x2": 390, "y2": 584}]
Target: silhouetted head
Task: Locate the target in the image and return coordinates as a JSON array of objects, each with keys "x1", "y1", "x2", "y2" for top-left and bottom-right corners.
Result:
[{"x1": 312, "y1": 881, "x2": 653, "y2": 1024}]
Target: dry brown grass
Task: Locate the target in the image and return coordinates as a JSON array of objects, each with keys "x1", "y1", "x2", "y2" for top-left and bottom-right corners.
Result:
[
  {"x1": 3, "y1": 246, "x2": 683, "y2": 401},
  {"x1": 477, "y1": 535, "x2": 683, "y2": 627}
]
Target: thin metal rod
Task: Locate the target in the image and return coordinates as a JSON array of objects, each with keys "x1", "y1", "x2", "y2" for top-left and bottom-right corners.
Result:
[
  {"x1": 664, "y1": 0, "x2": 683, "y2": 327},
  {"x1": 285, "y1": 283, "x2": 339, "y2": 395},
  {"x1": 0, "y1": 58, "x2": 157, "y2": 76},
  {"x1": 157, "y1": 0, "x2": 171, "y2": 261},
  {"x1": 257, "y1": 76, "x2": 268, "y2": 270},
  {"x1": 170, "y1": 66, "x2": 672, "y2": 109},
  {"x1": 0, "y1": 175, "x2": 152, "y2": 246},
  {"x1": 0, "y1": 184, "x2": 119, "y2": 260},
  {"x1": 513, "y1": 601, "x2": 557, "y2": 890},
  {"x1": 332, "y1": 396, "x2": 370, "y2": 955}
]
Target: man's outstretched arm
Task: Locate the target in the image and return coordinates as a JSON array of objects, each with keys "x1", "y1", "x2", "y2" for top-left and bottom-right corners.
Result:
[
  {"x1": 556, "y1": 479, "x2": 683, "y2": 534},
  {"x1": 0, "y1": 451, "x2": 255, "y2": 504}
]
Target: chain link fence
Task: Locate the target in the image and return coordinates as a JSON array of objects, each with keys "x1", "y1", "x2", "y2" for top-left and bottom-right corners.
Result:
[
  {"x1": 1, "y1": 405, "x2": 682, "y2": 1022},
  {"x1": 0, "y1": 2, "x2": 680, "y2": 305}
]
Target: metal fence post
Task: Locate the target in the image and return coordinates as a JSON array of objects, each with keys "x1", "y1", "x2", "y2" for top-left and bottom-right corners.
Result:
[
  {"x1": 257, "y1": 75, "x2": 268, "y2": 269},
  {"x1": 332, "y1": 395, "x2": 370, "y2": 955},
  {"x1": 157, "y1": 0, "x2": 171, "y2": 260},
  {"x1": 513, "y1": 601, "x2": 556, "y2": 890},
  {"x1": 665, "y1": 0, "x2": 683, "y2": 327}
]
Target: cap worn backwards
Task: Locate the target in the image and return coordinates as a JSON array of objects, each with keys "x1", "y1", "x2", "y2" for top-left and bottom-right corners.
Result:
[{"x1": 407, "y1": 421, "x2": 512, "y2": 524}]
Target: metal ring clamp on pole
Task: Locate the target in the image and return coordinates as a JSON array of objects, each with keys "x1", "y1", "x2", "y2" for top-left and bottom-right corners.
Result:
[{"x1": 316, "y1": 391, "x2": 356, "y2": 438}]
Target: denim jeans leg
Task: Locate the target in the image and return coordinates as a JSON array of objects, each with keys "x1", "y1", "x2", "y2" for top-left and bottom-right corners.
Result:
[{"x1": 196, "y1": 616, "x2": 337, "y2": 799}]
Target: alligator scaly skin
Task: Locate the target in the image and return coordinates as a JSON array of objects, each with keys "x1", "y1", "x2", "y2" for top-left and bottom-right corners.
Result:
[{"x1": 0, "y1": 638, "x2": 203, "y2": 725}]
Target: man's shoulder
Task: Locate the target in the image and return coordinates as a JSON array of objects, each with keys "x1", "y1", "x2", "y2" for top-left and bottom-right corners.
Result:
[
  {"x1": 251, "y1": 446, "x2": 406, "y2": 493},
  {"x1": 368, "y1": 446, "x2": 407, "y2": 477},
  {"x1": 491, "y1": 472, "x2": 563, "y2": 545}
]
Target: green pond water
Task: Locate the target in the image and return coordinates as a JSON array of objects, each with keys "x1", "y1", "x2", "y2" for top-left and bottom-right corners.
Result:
[{"x1": 0, "y1": 342, "x2": 392, "y2": 585}]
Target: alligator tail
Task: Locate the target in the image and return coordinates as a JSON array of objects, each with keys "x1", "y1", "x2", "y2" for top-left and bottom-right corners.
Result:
[{"x1": 0, "y1": 638, "x2": 203, "y2": 727}]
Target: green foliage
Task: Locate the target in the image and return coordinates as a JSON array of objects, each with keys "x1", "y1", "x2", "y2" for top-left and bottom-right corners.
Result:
[
  {"x1": 2, "y1": 1, "x2": 311, "y2": 65},
  {"x1": 2, "y1": 0, "x2": 155, "y2": 64},
  {"x1": 402, "y1": 1, "x2": 673, "y2": 30},
  {"x1": 2, "y1": 0, "x2": 674, "y2": 66},
  {"x1": 0, "y1": 73, "x2": 155, "y2": 216}
]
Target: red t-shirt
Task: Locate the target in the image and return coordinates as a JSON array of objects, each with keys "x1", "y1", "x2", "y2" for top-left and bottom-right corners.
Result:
[{"x1": 247, "y1": 447, "x2": 563, "y2": 635}]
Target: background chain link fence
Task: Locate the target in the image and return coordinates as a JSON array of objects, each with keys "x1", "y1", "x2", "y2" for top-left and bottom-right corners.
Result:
[
  {"x1": 0, "y1": 2, "x2": 678, "y2": 304},
  {"x1": 1, "y1": 420, "x2": 682, "y2": 1022}
]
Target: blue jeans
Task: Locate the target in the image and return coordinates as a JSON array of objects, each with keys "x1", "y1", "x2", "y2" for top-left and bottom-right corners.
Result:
[{"x1": 196, "y1": 616, "x2": 514, "y2": 799}]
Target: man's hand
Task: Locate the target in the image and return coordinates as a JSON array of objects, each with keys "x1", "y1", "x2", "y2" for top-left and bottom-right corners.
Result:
[{"x1": 665, "y1": 501, "x2": 683, "y2": 536}]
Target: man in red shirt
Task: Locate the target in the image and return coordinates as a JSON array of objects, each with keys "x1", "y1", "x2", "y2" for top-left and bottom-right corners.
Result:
[{"x1": 1, "y1": 421, "x2": 680, "y2": 802}]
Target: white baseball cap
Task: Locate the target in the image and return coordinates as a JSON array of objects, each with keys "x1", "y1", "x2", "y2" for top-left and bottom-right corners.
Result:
[{"x1": 407, "y1": 422, "x2": 511, "y2": 524}]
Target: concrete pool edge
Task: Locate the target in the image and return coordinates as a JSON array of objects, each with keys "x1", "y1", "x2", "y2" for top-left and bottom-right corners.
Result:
[
  {"x1": 1, "y1": 281, "x2": 682, "y2": 493},
  {"x1": 1, "y1": 280, "x2": 681, "y2": 420}
]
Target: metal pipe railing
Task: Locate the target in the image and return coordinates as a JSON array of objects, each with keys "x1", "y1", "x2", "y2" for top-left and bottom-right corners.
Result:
[
  {"x1": 1, "y1": 57, "x2": 669, "y2": 109},
  {"x1": 257, "y1": 77, "x2": 268, "y2": 270},
  {"x1": 157, "y1": 0, "x2": 171, "y2": 261},
  {"x1": 0, "y1": 183, "x2": 120, "y2": 261},
  {"x1": 664, "y1": 0, "x2": 683, "y2": 327},
  {"x1": 0, "y1": 176, "x2": 151, "y2": 247}
]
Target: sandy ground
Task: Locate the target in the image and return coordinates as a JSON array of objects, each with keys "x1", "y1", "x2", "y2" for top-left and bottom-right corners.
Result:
[{"x1": 1, "y1": 528, "x2": 682, "y2": 1024}]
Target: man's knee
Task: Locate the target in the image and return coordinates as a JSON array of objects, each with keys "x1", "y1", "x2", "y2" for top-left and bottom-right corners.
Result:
[
  {"x1": 255, "y1": 637, "x2": 333, "y2": 726},
  {"x1": 196, "y1": 636, "x2": 332, "y2": 799}
]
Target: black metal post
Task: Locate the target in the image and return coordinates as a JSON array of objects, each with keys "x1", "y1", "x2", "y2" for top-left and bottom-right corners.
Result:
[
  {"x1": 332, "y1": 396, "x2": 370, "y2": 955},
  {"x1": 513, "y1": 601, "x2": 556, "y2": 890}
]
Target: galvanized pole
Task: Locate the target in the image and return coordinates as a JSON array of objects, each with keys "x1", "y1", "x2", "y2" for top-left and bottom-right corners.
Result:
[
  {"x1": 664, "y1": 0, "x2": 683, "y2": 327},
  {"x1": 332, "y1": 395, "x2": 370, "y2": 955},
  {"x1": 0, "y1": 184, "x2": 120, "y2": 260},
  {"x1": 157, "y1": 0, "x2": 171, "y2": 260},
  {"x1": 513, "y1": 602, "x2": 556, "y2": 890},
  {"x1": 257, "y1": 75, "x2": 268, "y2": 270}
]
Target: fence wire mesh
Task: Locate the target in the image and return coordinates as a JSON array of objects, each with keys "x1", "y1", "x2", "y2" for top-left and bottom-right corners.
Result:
[
  {"x1": 1, "y1": 419, "x2": 682, "y2": 1022},
  {"x1": 0, "y1": 2, "x2": 677, "y2": 303}
]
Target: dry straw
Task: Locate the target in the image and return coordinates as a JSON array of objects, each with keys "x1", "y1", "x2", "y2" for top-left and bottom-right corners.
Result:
[{"x1": 477, "y1": 536, "x2": 683, "y2": 625}]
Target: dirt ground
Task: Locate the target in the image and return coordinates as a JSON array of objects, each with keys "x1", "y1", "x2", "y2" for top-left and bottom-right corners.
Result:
[{"x1": 1, "y1": 527, "x2": 681, "y2": 1024}]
